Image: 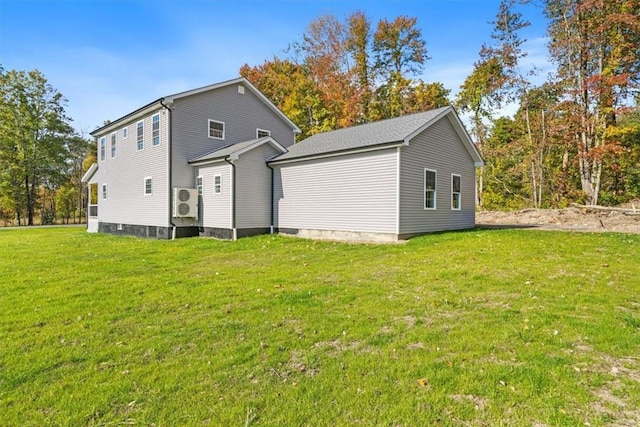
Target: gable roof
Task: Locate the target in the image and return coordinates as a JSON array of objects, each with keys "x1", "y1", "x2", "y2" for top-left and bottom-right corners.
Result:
[
  {"x1": 91, "y1": 77, "x2": 301, "y2": 137},
  {"x1": 188, "y1": 136, "x2": 287, "y2": 165},
  {"x1": 268, "y1": 106, "x2": 483, "y2": 166}
]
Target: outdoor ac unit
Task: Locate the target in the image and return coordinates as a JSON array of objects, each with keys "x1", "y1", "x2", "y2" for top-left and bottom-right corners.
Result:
[{"x1": 173, "y1": 188, "x2": 198, "y2": 218}]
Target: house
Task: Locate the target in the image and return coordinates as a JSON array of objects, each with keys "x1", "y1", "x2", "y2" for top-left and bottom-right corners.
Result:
[
  {"x1": 83, "y1": 78, "x2": 483, "y2": 242},
  {"x1": 83, "y1": 77, "x2": 300, "y2": 239}
]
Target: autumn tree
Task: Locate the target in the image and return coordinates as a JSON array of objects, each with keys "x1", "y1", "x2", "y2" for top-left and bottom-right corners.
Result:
[{"x1": 544, "y1": 0, "x2": 640, "y2": 205}]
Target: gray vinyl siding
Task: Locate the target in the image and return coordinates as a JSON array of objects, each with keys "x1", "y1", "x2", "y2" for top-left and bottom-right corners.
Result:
[
  {"x1": 399, "y1": 116, "x2": 476, "y2": 234},
  {"x1": 171, "y1": 83, "x2": 296, "y2": 190},
  {"x1": 197, "y1": 163, "x2": 232, "y2": 229},
  {"x1": 236, "y1": 144, "x2": 280, "y2": 229},
  {"x1": 94, "y1": 108, "x2": 169, "y2": 226},
  {"x1": 274, "y1": 149, "x2": 398, "y2": 233}
]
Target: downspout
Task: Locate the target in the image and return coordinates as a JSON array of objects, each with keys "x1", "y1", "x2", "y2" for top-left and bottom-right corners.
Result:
[
  {"x1": 266, "y1": 162, "x2": 275, "y2": 234},
  {"x1": 224, "y1": 156, "x2": 237, "y2": 240},
  {"x1": 160, "y1": 98, "x2": 177, "y2": 240}
]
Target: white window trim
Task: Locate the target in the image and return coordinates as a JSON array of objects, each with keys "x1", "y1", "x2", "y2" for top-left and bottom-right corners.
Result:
[
  {"x1": 122, "y1": 126, "x2": 128, "y2": 139},
  {"x1": 102, "y1": 183, "x2": 107, "y2": 200},
  {"x1": 256, "y1": 128, "x2": 270, "y2": 139},
  {"x1": 144, "y1": 176, "x2": 152, "y2": 196},
  {"x1": 196, "y1": 176, "x2": 203, "y2": 196},
  {"x1": 136, "y1": 120, "x2": 144, "y2": 151},
  {"x1": 208, "y1": 119, "x2": 225, "y2": 140},
  {"x1": 213, "y1": 174, "x2": 222, "y2": 195},
  {"x1": 424, "y1": 169, "x2": 437, "y2": 210},
  {"x1": 152, "y1": 114, "x2": 160, "y2": 146},
  {"x1": 110, "y1": 132, "x2": 117, "y2": 159},
  {"x1": 451, "y1": 173, "x2": 461, "y2": 211},
  {"x1": 99, "y1": 137, "x2": 106, "y2": 161}
]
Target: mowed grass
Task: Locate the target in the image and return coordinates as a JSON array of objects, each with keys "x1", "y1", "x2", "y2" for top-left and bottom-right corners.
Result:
[{"x1": 1, "y1": 227, "x2": 639, "y2": 426}]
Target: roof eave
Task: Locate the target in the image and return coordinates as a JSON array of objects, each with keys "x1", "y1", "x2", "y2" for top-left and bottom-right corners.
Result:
[{"x1": 90, "y1": 99, "x2": 164, "y2": 137}]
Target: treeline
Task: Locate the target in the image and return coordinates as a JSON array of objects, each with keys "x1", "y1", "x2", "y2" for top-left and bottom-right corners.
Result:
[
  {"x1": 0, "y1": 67, "x2": 94, "y2": 226},
  {"x1": 241, "y1": 0, "x2": 640, "y2": 208}
]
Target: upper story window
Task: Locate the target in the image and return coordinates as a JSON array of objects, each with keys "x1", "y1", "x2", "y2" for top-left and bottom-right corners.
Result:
[
  {"x1": 137, "y1": 120, "x2": 144, "y2": 150},
  {"x1": 451, "y1": 174, "x2": 461, "y2": 210},
  {"x1": 122, "y1": 127, "x2": 128, "y2": 139},
  {"x1": 99, "y1": 137, "x2": 106, "y2": 161},
  {"x1": 257, "y1": 128, "x2": 270, "y2": 139},
  {"x1": 152, "y1": 114, "x2": 160, "y2": 146},
  {"x1": 102, "y1": 184, "x2": 107, "y2": 200},
  {"x1": 424, "y1": 169, "x2": 437, "y2": 210},
  {"x1": 208, "y1": 120, "x2": 225, "y2": 140},
  {"x1": 110, "y1": 132, "x2": 117, "y2": 158},
  {"x1": 196, "y1": 176, "x2": 203, "y2": 195}
]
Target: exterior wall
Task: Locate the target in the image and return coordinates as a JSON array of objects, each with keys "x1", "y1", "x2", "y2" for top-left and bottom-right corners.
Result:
[
  {"x1": 196, "y1": 162, "x2": 232, "y2": 230},
  {"x1": 273, "y1": 149, "x2": 399, "y2": 234},
  {"x1": 235, "y1": 143, "x2": 280, "y2": 229},
  {"x1": 93, "y1": 107, "x2": 170, "y2": 227},
  {"x1": 171, "y1": 83, "x2": 296, "y2": 191},
  {"x1": 399, "y1": 116, "x2": 476, "y2": 236}
]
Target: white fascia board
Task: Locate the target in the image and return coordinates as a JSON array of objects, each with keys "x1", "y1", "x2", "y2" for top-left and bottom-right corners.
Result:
[
  {"x1": 81, "y1": 163, "x2": 98, "y2": 183},
  {"x1": 228, "y1": 137, "x2": 288, "y2": 161}
]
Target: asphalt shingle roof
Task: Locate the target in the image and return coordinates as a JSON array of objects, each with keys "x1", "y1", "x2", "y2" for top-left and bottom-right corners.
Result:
[
  {"x1": 270, "y1": 107, "x2": 451, "y2": 162},
  {"x1": 188, "y1": 138, "x2": 267, "y2": 164}
]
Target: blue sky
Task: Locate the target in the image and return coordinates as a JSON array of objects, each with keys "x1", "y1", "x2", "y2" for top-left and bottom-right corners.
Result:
[{"x1": 0, "y1": 0, "x2": 550, "y2": 134}]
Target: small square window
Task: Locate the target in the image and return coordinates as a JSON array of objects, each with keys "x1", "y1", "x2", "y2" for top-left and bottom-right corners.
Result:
[{"x1": 208, "y1": 120, "x2": 224, "y2": 139}]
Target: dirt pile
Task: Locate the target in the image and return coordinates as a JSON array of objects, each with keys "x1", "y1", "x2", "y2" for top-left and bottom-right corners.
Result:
[{"x1": 476, "y1": 203, "x2": 640, "y2": 234}]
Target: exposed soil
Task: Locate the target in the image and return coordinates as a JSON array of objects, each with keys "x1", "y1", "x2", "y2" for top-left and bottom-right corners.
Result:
[{"x1": 476, "y1": 200, "x2": 640, "y2": 234}]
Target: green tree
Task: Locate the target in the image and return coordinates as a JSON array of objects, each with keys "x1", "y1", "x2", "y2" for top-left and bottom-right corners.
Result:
[{"x1": 0, "y1": 68, "x2": 75, "y2": 225}]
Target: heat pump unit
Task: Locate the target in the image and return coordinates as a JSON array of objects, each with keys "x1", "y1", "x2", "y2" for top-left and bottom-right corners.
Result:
[{"x1": 173, "y1": 188, "x2": 198, "y2": 218}]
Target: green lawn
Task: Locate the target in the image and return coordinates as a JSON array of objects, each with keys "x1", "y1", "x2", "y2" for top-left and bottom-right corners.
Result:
[{"x1": 1, "y1": 227, "x2": 639, "y2": 426}]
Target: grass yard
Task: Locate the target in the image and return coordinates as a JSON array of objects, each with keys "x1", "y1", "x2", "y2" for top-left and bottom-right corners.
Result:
[{"x1": 1, "y1": 227, "x2": 639, "y2": 426}]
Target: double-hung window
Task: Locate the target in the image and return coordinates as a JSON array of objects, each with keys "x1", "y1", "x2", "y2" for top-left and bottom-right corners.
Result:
[
  {"x1": 122, "y1": 127, "x2": 128, "y2": 139},
  {"x1": 99, "y1": 137, "x2": 106, "y2": 161},
  {"x1": 196, "y1": 176, "x2": 203, "y2": 195},
  {"x1": 208, "y1": 120, "x2": 224, "y2": 139},
  {"x1": 424, "y1": 169, "x2": 437, "y2": 209},
  {"x1": 214, "y1": 175, "x2": 222, "y2": 195},
  {"x1": 144, "y1": 177, "x2": 152, "y2": 195},
  {"x1": 451, "y1": 174, "x2": 461, "y2": 210},
  {"x1": 137, "y1": 120, "x2": 144, "y2": 150},
  {"x1": 152, "y1": 114, "x2": 160, "y2": 146},
  {"x1": 110, "y1": 132, "x2": 117, "y2": 158},
  {"x1": 102, "y1": 184, "x2": 107, "y2": 200}
]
